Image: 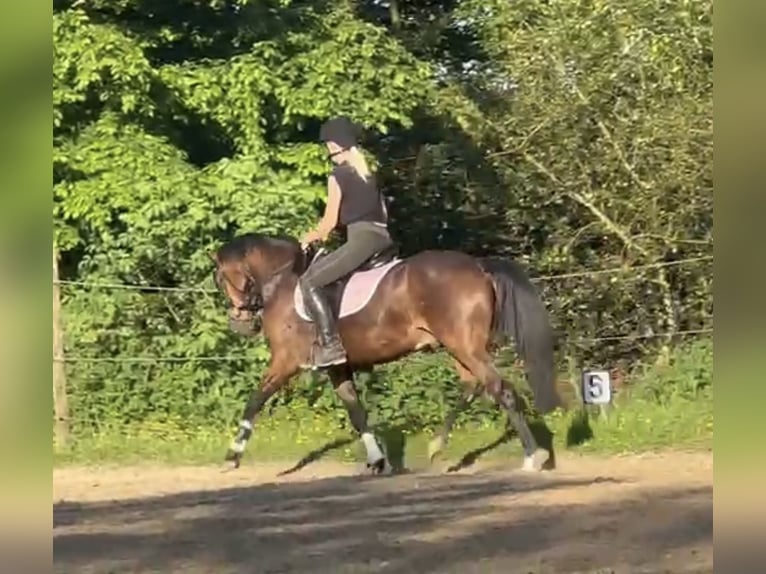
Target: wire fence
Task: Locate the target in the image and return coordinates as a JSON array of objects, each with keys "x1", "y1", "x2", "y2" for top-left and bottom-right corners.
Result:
[
  {"x1": 54, "y1": 327, "x2": 713, "y2": 364},
  {"x1": 53, "y1": 254, "x2": 712, "y2": 366},
  {"x1": 54, "y1": 254, "x2": 712, "y2": 294},
  {"x1": 531, "y1": 255, "x2": 712, "y2": 282},
  {"x1": 54, "y1": 254, "x2": 713, "y2": 442}
]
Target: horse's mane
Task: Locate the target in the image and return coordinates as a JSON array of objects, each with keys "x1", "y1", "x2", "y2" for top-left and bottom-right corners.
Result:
[
  {"x1": 215, "y1": 232, "x2": 298, "y2": 261},
  {"x1": 215, "y1": 232, "x2": 307, "y2": 274}
]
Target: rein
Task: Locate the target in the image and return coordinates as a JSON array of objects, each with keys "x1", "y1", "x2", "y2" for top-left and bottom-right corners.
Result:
[
  {"x1": 215, "y1": 254, "x2": 304, "y2": 319},
  {"x1": 257, "y1": 258, "x2": 297, "y2": 308}
]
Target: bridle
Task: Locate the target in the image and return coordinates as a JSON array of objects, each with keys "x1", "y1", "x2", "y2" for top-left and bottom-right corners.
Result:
[
  {"x1": 212, "y1": 264, "x2": 261, "y2": 319},
  {"x1": 213, "y1": 255, "x2": 305, "y2": 319}
]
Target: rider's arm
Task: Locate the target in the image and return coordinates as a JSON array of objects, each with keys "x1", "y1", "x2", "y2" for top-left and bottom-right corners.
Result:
[{"x1": 314, "y1": 175, "x2": 341, "y2": 241}]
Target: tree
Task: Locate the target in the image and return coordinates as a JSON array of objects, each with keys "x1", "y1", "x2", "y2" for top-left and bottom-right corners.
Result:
[
  {"x1": 53, "y1": 0, "x2": 713, "y2": 434},
  {"x1": 53, "y1": 0, "x2": 435, "y2": 429}
]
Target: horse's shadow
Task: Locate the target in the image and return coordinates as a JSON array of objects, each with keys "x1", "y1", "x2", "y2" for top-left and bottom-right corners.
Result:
[
  {"x1": 446, "y1": 432, "x2": 511, "y2": 473},
  {"x1": 377, "y1": 426, "x2": 410, "y2": 474},
  {"x1": 566, "y1": 407, "x2": 595, "y2": 447},
  {"x1": 279, "y1": 416, "x2": 561, "y2": 477},
  {"x1": 447, "y1": 418, "x2": 558, "y2": 473},
  {"x1": 278, "y1": 437, "x2": 356, "y2": 476},
  {"x1": 278, "y1": 427, "x2": 411, "y2": 477}
]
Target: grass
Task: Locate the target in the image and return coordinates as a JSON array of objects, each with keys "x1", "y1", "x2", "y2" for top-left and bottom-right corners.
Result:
[
  {"x1": 54, "y1": 388, "x2": 713, "y2": 469},
  {"x1": 54, "y1": 340, "x2": 713, "y2": 469}
]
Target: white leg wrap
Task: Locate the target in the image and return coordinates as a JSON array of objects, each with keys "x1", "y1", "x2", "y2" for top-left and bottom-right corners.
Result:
[
  {"x1": 361, "y1": 432, "x2": 384, "y2": 464},
  {"x1": 522, "y1": 455, "x2": 536, "y2": 472},
  {"x1": 230, "y1": 420, "x2": 252, "y2": 453},
  {"x1": 521, "y1": 448, "x2": 549, "y2": 472}
]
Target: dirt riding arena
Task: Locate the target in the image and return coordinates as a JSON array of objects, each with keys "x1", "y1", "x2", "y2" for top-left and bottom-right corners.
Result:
[{"x1": 54, "y1": 451, "x2": 712, "y2": 573}]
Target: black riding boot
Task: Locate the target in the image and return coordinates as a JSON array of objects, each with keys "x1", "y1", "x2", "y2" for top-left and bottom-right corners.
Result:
[{"x1": 301, "y1": 283, "x2": 347, "y2": 367}]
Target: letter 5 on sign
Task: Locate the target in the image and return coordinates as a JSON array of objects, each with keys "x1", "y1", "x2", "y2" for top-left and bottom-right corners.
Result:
[{"x1": 581, "y1": 370, "x2": 612, "y2": 405}]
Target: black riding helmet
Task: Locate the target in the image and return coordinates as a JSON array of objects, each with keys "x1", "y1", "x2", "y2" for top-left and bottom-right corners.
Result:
[{"x1": 319, "y1": 116, "x2": 362, "y2": 150}]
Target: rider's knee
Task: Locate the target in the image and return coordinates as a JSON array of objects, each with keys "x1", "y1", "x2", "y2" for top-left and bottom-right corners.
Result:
[{"x1": 298, "y1": 273, "x2": 315, "y2": 291}]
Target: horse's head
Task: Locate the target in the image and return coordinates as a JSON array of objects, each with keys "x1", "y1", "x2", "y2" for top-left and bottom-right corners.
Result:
[{"x1": 211, "y1": 233, "x2": 304, "y2": 336}]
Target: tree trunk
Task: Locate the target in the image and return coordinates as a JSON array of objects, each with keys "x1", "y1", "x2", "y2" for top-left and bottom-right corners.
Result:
[
  {"x1": 389, "y1": 0, "x2": 401, "y2": 31},
  {"x1": 52, "y1": 247, "x2": 70, "y2": 449}
]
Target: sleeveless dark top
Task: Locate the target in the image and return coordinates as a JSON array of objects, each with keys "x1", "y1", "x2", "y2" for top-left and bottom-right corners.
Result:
[{"x1": 333, "y1": 163, "x2": 387, "y2": 227}]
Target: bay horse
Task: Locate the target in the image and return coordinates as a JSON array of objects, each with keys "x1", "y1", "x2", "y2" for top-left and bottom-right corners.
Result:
[{"x1": 212, "y1": 232, "x2": 561, "y2": 473}]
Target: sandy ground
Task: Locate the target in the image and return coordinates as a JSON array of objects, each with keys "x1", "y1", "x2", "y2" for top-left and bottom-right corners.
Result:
[{"x1": 53, "y1": 451, "x2": 713, "y2": 574}]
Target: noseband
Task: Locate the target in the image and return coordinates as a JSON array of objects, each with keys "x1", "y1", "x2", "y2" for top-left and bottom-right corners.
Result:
[{"x1": 213, "y1": 257, "x2": 297, "y2": 319}]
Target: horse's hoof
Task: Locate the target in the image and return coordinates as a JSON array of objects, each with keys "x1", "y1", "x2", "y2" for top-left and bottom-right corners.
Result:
[
  {"x1": 520, "y1": 448, "x2": 550, "y2": 472},
  {"x1": 224, "y1": 449, "x2": 242, "y2": 469},
  {"x1": 367, "y1": 458, "x2": 386, "y2": 475},
  {"x1": 427, "y1": 436, "x2": 445, "y2": 463}
]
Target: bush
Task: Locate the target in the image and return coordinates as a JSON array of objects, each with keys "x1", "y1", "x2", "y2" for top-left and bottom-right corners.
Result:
[
  {"x1": 65, "y1": 338, "x2": 712, "y2": 438},
  {"x1": 635, "y1": 339, "x2": 713, "y2": 404}
]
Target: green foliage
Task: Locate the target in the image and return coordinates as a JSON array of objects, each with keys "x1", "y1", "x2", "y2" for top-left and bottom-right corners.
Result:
[
  {"x1": 637, "y1": 339, "x2": 713, "y2": 404},
  {"x1": 53, "y1": 0, "x2": 712, "y2": 448},
  {"x1": 376, "y1": 0, "x2": 713, "y2": 362},
  {"x1": 56, "y1": 339, "x2": 713, "y2": 465}
]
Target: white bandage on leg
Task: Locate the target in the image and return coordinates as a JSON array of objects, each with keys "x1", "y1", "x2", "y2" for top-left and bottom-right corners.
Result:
[{"x1": 361, "y1": 432, "x2": 384, "y2": 464}]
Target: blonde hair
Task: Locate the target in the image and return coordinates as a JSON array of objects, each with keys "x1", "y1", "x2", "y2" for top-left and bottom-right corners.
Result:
[{"x1": 346, "y1": 146, "x2": 372, "y2": 182}]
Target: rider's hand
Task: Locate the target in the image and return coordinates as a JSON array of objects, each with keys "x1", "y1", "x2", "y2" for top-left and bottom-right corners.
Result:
[{"x1": 300, "y1": 229, "x2": 320, "y2": 249}]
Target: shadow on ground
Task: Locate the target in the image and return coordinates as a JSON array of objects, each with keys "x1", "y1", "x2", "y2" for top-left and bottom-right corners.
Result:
[
  {"x1": 54, "y1": 467, "x2": 712, "y2": 574},
  {"x1": 278, "y1": 437, "x2": 357, "y2": 476}
]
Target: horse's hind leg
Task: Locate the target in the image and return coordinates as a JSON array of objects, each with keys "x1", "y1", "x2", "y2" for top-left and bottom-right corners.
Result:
[
  {"x1": 428, "y1": 361, "x2": 484, "y2": 463},
  {"x1": 458, "y1": 354, "x2": 549, "y2": 472},
  {"x1": 495, "y1": 379, "x2": 550, "y2": 472}
]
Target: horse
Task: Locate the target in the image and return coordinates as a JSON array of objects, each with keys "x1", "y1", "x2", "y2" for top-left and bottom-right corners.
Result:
[{"x1": 211, "y1": 232, "x2": 561, "y2": 473}]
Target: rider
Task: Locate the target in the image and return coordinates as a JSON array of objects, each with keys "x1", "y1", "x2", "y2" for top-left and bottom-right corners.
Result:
[{"x1": 299, "y1": 116, "x2": 394, "y2": 368}]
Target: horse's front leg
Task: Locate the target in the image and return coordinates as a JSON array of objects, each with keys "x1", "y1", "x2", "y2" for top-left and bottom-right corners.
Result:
[
  {"x1": 328, "y1": 365, "x2": 386, "y2": 474},
  {"x1": 224, "y1": 360, "x2": 296, "y2": 468}
]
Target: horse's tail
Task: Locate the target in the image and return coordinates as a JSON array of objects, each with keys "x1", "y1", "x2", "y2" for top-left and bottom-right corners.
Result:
[{"x1": 479, "y1": 257, "x2": 560, "y2": 414}]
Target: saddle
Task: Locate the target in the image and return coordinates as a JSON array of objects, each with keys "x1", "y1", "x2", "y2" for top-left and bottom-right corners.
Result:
[
  {"x1": 356, "y1": 244, "x2": 399, "y2": 272},
  {"x1": 294, "y1": 244, "x2": 401, "y2": 321}
]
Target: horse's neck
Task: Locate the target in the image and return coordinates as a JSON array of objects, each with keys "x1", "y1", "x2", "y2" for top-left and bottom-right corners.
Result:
[
  {"x1": 258, "y1": 248, "x2": 303, "y2": 311},
  {"x1": 280, "y1": 272, "x2": 299, "y2": 293},
  {"x1": 263, "y1": 270, "x2": 299, "y2": 310}
]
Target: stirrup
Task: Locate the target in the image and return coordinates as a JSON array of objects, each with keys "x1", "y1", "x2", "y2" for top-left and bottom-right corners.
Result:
[{"x1": 312, "y1": 338, "x2": 347, "y2": 368}]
